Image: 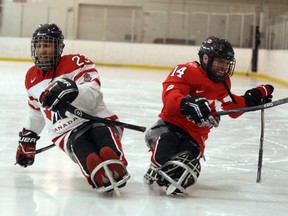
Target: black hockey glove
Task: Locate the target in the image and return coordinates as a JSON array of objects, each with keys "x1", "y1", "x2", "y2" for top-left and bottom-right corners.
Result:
[
  {"x1": 243, "y1": 84, "x2": 274, "y2": 107},
  {"x1": 180, "y1": 95, "x2": 219, "y2": 127},
  {"x1": 16, "y1": 129, "x2": 40, "y2": 167},
  {"x1": 39, "y1": 78, "x2": 78, "y2": 111}
]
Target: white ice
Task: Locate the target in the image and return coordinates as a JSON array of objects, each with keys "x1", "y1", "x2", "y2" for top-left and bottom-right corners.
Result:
[{"x1": 0, "y1": 61, "x2": 288, "y2": 216}]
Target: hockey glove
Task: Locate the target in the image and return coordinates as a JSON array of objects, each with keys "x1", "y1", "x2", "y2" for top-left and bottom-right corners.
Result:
[
  {"x1": 16, "y1": 129, "x2": 40, "y2": 167},
  {"x1": 180, "y1": 95, "x2": 219, "y2": 127},
  {"x1": 39, "y1": 78, "x2": 78, "y2": 111},
  {"x1": 244, "y1": 84, "x2": 274, "y2": 107}
]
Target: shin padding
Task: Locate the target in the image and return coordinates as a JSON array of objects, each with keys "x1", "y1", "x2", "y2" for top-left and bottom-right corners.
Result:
[{"x1": 157, "y1": 151, "x2": 201, "y2": 194}]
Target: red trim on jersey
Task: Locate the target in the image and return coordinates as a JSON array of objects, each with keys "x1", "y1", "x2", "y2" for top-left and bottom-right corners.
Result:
[
  {"x1": 28, "y1": 102, "x2": 40, "y2": 111},
  {"x1": 91, "y1": 78, "x2": 101, "y2": 86},
  {"x1": 107, "y1": 115, "x2": 118, "y2": 121},
  {"x1": 25, "y1": 54, "x2": 96, "y2": 90},
  {"x1": 74, "y1": 68, "x2": 98, "y2": 81},
  {"x1": 79, "y1": 78, "x2": 101, "y2": 87},
  {"x1": 29, "y1": 96, "x2": 39, "y2": 102},
  {"x1": 52, "y1": 133, "x2": 68, "y2": 151}
]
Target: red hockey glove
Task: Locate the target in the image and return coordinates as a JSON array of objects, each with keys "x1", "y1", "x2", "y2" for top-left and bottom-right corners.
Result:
[
  {"x1": 39, "y1": 78, "x2": 78, "y2": 111},
  {"x1": 243, "y1": 84, "x2": 274, "y2": 107},
  {"x1": 180, "y1": 95, "x2": 219, "y2": 127},
  {"x1": 16, "y1": 129, "x2": 40, "y2": 167}
]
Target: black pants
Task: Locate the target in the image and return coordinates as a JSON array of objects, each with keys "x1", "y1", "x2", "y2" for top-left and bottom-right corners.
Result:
[
  {"x1": 68, "y1": 122, "x2": 122, "y2": 174},
  {"x1": 153, "y1": 121, "x2": 201, "y2": 165}
]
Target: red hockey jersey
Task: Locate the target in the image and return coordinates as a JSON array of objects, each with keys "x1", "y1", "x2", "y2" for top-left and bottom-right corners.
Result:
[{"x1": 159, "y1": 61, "x2": 246, "y2": 153}]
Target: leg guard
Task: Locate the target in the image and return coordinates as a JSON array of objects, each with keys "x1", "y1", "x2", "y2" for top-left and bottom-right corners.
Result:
[
  {"x1": 147, "y1": 119, "x2": 201, "y2": 166},
  {"x1": 86, "y1": 147, "x2": 130, "y2": 195},
  {"x1": 158, "y1": 151, "x2": 201, "y2": 195}
]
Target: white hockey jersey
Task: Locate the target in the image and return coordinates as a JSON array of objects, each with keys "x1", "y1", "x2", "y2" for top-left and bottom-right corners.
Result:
[{"x1": 24, "y1": 54, "x2": 118, "y2": 152}]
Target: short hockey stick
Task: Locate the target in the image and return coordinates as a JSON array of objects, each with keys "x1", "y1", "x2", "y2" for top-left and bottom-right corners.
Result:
[
  {"x1": 256, "y1": 108, "x2": 264, "y2": 183},
  {"x1": 14, "y1": 143, "x2": 56, "y2": 164},
  {"x1": 65, "y1": 103, "x2": 146, "y2": 132},
  {"x1": 215, "y1": 97, "x2": 288, "y2": 116},
  {"x1": 36, "y1": 143, "x2": 56, "y2": 154}
]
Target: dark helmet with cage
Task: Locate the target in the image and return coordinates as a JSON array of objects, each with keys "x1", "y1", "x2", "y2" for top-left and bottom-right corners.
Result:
[
  {"x1": 31, "y1": 23, "x2": 65, "y2": 72},
  {"x1": 198, "y1": 36, "x2": 236, "y2": 83}
]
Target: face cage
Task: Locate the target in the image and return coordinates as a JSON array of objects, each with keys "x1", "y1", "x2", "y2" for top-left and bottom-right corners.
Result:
[
  {"x1": 206, "y1": 58, "x2": 236, "y2": 83},
  {"x1": 31, "y1": 36, "x2": 63, "y2": 71}
]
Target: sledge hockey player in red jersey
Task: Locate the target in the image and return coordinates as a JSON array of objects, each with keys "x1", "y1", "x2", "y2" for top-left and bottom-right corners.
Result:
[
  {"x1": 15, "y1": 23, "x2": 130, "y2": 194},
  {"x1": 144, "y1": 36, "x2": 274, "y2": 195}
]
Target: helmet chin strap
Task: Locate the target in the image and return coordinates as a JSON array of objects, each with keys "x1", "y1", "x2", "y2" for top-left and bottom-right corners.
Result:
[
  {"x1": 41, "y1": 70, "x2": 48, "y2": 77},
  {"x1": 223, "y1": 80, "x2": 237, "y2": 104}
]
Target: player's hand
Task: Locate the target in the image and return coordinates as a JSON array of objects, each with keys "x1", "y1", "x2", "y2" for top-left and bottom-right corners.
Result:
[
  {"x1": 180, "y1": 95, "x2": 219, "y2": 127},
  {"x1": 39, "y1": 78, "x2": 78, "y2": 111},
  {"x1": 244, "y1": 84, "x2": 274, "y2": 107},
  {"x1": 16, "y1": 129, "x2": 40, "y2": 167}
]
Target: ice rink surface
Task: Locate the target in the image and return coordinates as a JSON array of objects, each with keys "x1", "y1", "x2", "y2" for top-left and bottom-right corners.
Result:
[{"x1": 0, "y1": 61, "x2": 288, "y2": 216}]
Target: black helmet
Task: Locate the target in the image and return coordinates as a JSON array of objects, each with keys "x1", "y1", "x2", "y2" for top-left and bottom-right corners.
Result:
[
  {"x1": 31, "y1": 23, "x2": 65, "y2": 71},
  {"x1": 198, "y1": 36, "x2": 236, "y2": 82}
]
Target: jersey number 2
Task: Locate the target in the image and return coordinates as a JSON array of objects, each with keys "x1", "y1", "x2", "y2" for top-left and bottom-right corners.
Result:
[{"x1": 72, "y1": 55, "x2": 91, "y2": 66}]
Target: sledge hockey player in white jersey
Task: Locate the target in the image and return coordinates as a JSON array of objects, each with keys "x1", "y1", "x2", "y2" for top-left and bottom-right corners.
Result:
[{"x1": 15, "y1": 23, "x2": 130, "y2": 194}]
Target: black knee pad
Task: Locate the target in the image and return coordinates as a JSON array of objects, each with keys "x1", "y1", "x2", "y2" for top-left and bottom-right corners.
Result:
[
  {"x1": 89, "y1": 124, "x2": 110, "y2": 139},
  {"x1": 179, "y1": 138, "x2": 201, "y2": 159},
  {"x1": 154, "y1": 131, "x2": 182, "y2": 165},
  {"x1": 89, "y1": 124, "x2": 123, "y2": 158},
  {"x1": 67, "y1": 122, "x2": 96, "y2": 162}
]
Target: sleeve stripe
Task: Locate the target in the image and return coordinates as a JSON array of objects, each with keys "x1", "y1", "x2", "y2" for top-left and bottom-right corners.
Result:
[
  {"x1": 28, "y1": 102, "x2": 41, "y2": 111},
  {"x1": 74, "y1": 68, "x2": 97, "y2": 81},
  {"x1": 29, "y1": 96, "x2": 39, "y2": 102}
]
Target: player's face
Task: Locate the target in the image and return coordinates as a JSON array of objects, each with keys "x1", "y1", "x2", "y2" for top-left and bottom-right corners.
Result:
[
  {"x1": 210, "y1": 58, "x2": 231, "y2": 79},
  {"x1": 34, "y1": 41, "x2": 55, "y2": 63}
]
